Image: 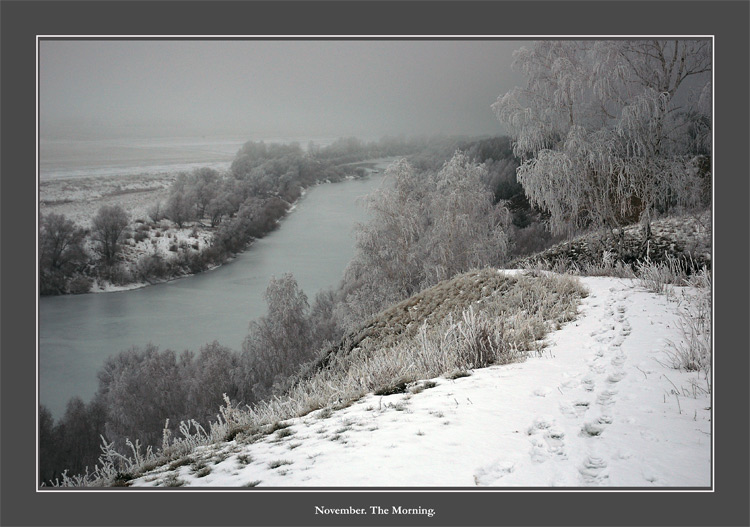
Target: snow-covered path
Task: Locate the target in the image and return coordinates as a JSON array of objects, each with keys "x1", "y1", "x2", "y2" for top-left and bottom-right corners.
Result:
[{"x1": 131, "y1": 276, "x2": 712, "y2": 488}]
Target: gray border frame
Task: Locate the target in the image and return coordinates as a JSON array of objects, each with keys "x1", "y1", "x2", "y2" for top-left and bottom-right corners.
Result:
[{"x1": 3, "y1": 1, "x2": 748, "y2": 526}]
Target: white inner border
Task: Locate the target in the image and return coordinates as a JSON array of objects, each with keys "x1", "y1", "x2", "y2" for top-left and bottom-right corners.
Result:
[{"x1": 35, "y1": 35, "x2": 716, "y2": 494}]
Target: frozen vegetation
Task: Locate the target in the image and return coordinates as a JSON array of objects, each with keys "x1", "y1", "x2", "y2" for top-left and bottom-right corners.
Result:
[
  {"x1": 129, "y1": 275, "x2": 710, "y2": 488},
  {"x1": 39, "y1": 39, "x2": 713, "y2": 489},
  {"x1": 46, "y1": 265, "x2": 712, "y2": 488}
]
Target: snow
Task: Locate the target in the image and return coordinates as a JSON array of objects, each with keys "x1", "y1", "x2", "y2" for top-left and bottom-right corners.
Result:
[
  {"x1": 89, "y1": 279, "x2": 149, "y2": 293},
  {"x1": 39, "y1": 173, "x2": 176, "y2": 228},
  {"x1": 129, "y1": 275, "x2": 712, "y2": 488}
]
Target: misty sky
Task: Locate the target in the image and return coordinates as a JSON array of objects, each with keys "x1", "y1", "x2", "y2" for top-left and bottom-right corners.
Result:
[{"x1": 40, "y1": 39, "x2": 525, "y2": 140}]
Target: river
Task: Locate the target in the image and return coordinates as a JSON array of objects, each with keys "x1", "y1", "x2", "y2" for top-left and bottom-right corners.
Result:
[{"x1": 39, "y1": 160, "x2": 392, "y2": 419}]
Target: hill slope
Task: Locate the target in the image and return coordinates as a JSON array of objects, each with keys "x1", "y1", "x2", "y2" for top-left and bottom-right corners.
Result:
[
  {"x1": 129, "y1": 275, "x2": 711, "y2": 488},
  {"x1": 513, "y1": 211, "x2": 711, "y2": 271}
]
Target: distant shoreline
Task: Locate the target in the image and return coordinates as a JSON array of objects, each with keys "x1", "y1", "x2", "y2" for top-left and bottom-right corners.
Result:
[{"x1": 39, "y1": 158, "x2": 394, "y2": 296}]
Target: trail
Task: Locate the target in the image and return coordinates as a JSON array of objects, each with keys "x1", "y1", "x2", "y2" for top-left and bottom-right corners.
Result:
[{"x1": 130, "y1": 276, "x2": 712, "y2": 488}]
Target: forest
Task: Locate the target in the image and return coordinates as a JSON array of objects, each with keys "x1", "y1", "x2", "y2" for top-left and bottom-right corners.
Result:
[{"x1": 39, "y1": 39, "x2": 712, "y2": 486}]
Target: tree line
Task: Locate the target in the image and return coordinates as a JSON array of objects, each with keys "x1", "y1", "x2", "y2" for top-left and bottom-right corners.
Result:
[{"x1": 39, "y1": 136, "x2": 442, "y2": 296}]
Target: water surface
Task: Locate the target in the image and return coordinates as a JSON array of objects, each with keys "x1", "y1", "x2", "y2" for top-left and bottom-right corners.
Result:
[{"x1": 39, "y1": 162, "x2": 391, "y2": 418}]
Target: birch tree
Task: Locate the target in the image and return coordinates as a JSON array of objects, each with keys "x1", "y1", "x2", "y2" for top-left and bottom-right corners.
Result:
[
  {"x1": 493, "y1": 40, "x2": 711, "y2": 236},
  {"x1": 425, "y1": 152, "x2": 510, "y2": 283},
  {"x1": 336, "y1": 159, "x2": 431, "y2": 329}
]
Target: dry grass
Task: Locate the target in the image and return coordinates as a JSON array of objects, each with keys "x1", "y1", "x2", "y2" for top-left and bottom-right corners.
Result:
[
  {"x1": 635, "y1": 255, "x2": 698, "y2": 294},
  {"x1": 225, "y1": 270, "x2": 586, "y2": 433},
  {"x1": 664, "y1": 269, "x2": 712, "y2": 387}
]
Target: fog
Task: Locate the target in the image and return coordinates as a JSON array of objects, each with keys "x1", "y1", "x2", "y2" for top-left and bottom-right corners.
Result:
[{"x1": 39, "y1": 39, "x2": 524, "y2": 140}]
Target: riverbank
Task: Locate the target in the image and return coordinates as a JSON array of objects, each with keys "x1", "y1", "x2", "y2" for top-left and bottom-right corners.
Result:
[
  {"x1": 39, "y1": 159, "x2": 394, "y2": 295},
  {"x1": 40, "y1": 171, "x2": 223, "y2": 294},
  {"x1": 39, "y1": 165, "x2": 392, "y2": 420}
]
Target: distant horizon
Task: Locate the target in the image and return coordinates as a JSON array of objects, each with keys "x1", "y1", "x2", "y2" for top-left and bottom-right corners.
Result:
[
  {"x1": 39, "y1": 128, "x2": 502, "y2": 143},
  {"x1": 39, "y1": 40, "x2": 521, "y2": 142},
  {"x1": 38, "y1": 130, "x2": 505, "y2": 181}
]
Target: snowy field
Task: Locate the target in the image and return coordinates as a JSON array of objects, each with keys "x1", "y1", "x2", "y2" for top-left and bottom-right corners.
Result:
[
  {"x1": 130, "y1": 275, "x2": 712, "y2": 488},
  {"x1": 39, "y1": 172, "x2": 177, "y2": 228}
]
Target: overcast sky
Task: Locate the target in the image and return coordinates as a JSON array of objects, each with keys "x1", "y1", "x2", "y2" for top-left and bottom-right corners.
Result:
[{"x1": 39, "y1": 39, "x2": 525, "y2": 140}]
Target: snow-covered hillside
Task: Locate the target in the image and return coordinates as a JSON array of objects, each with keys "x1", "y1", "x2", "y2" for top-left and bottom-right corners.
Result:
[{"x1": 130, "y1": 275, "x2": 712, "y2": 488}]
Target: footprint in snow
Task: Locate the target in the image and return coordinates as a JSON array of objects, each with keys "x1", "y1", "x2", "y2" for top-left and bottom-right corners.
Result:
[
  {"x1": 533, "y1": 386, "x2": 553, "y2": 397},
  {"x1": 641, "y1": 467, "x2": 666, "y2": 485},
  {"x1": 527, "y1": 416, "x2": 568, "y2": 462},
  {"x1": 606, "y1": 370, "x2": 626, "y2": 384},
  {"x1": 596, "y1": 389, "x2": 617, "y2": 407},
  {"x1": 526, "y1": 415, "x2": 556, "y2": 434},
  {"x1": 580, "y1": 418, "x2": 608, "y2": 437},
  {"x1": 610, "y1": 351, "x2": 627, "y2": 367},
  {"x1": 559, "y1": 400, "x2": 590, "y2": 418},
  {"x1": 529, "y1": 437, "x2": 549, "y2": 463},
  {"x1": 543, "y1": 426, "x2": 567, "y2": 458},
  {"x1": 580, "y1": 377, "x2": 596, "y2": 392},
  {"x1": 529, "y1": 427, "x2": 567, "y2": 462},
  {"x1": 474, "y1": 461, "x2": 516, "y2": 486},
  {"x1": 578, "y1": 455, "x2": 609, "y2": 485}
]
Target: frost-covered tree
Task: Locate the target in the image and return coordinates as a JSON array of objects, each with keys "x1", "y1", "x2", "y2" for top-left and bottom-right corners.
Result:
[
  {"x1": 165, "y1": 178, "x2": 195, "y2": 228},
  {"x1": 96, "y1": 344, "x2": 189, "y2": 448},
  {"x1": 240, "y1": 273, "x2": 312, "y2": 402},
  {"x1": 185, "y1": 167, "x2": 221, "y2": 220},
  {"x1": 352, "y1": 158, "x2": 431, "y2": 296},
  {"x1": 39, "y1": 213, "x2": 87, "y2": 272},
  {"x1": 38, "y1": 405, "x2": 57, "y2": 484},
  {"x1": 39, "y1": 213, "x2": 88, "y2": 293},
  {"x1": 336, "y1": 159, "x2": 431, "y2": 328},
  {"x1": 308, "y1": 289, "x2": 342, "y2": 350},
  {"x1": 206, "y1": 194, "x2": 233, "y2": 227},
  {"x1": 493, "y1": 40, "x2": 711, "y2": 235},
  {"x1": 337, "y1": 154, "x2": 511, "y2": 330},
  {"x1": 91, "y1": 205, "x2": 129, "y2": 264},
  {"x1": 425, "y1": 152, "x2": 510, "y2": 283},
  {"x1": 183, "y1": 341, "x2": 242, "y2": 424}
]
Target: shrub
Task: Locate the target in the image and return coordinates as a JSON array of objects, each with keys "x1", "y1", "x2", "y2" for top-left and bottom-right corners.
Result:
[
  {"x1": 67, "y1": 276, "x2": 93, "y2": 294},
  {"x1": 374, "y1": 381, "x2": 409, "y2": 396}
]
